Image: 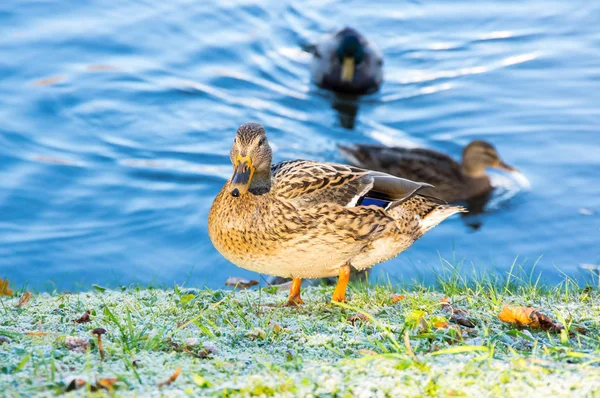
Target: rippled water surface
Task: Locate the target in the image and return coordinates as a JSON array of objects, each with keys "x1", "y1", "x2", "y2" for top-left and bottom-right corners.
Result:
[{"x1": 1, "y1": 0, "x2": 599, "y2": 290}]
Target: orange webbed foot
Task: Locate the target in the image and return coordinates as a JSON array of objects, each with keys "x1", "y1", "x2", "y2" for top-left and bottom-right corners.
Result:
[
  {"x1": 284, "y1": 277, "x2": 304, "y2": 307},
  {"x1": 331, "y1": 264, "x2": 351, "y2": 303}
]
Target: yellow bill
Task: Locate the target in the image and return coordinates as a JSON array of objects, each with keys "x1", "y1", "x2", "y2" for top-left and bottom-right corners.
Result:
[
  {"x1": 341, "y1": 57, "x2": 355, "y2": 82},
  {"x1": 230, "y1": 154, "x2": 254, "y2": 197}
]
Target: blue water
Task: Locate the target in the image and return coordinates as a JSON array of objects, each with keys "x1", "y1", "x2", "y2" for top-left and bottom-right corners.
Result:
[{"x1": 1, "y1": 0, "x2": 599, "y2": 290}]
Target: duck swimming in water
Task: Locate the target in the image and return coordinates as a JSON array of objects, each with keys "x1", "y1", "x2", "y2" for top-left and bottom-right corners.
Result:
[
  {"x1": 208, "y1": 123, "x2": 464, "y2": 305},
  {"x1": 310, "y1": 27, "x2": 383, "y2": 95},
  {"x1": 339, "y1": 140, "x2": 517, "y2": 203}
]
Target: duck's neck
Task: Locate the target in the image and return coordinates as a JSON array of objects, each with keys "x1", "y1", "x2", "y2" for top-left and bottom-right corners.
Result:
[
  {"x1": 248, "y1": 169, "x2": 272, "y2": 195},
  {"x1": 461, "y1": 163, "x2": 487, "y2": 178}
]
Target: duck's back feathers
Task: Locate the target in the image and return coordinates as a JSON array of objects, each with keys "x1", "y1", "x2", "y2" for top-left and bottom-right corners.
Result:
[
  {"x1": 271, "y1": 160, "x2": 429, "y2": 210},
  {"x1": 339, "y1": 144, "x2": 469, "y2": 201}
]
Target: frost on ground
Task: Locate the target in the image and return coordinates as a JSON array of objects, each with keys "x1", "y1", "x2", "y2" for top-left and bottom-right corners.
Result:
[{"x1": 0, "y1": 284, "x2": 599, "y2": 397}]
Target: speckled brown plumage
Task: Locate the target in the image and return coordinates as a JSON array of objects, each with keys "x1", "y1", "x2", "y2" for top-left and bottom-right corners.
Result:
[
  {"x1": 339, "y1": 141, "x2": 516, "y2": 202},
  {"x1": 208, "y1": 124, "x2": 465, "y2": 290}
]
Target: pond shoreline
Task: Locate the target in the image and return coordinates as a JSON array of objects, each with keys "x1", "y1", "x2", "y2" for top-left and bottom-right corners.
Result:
[{"x1": 1, "y1": 282, "x2": 599, "y2": 396}]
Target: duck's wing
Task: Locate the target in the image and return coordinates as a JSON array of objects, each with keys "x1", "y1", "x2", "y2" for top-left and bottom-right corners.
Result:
[
  {"x1": 271, "y1": 160, "x2": 430, "y2": 209},
  {"x1": 339, "y1": 144, "x2": 465, "y2": 187}
]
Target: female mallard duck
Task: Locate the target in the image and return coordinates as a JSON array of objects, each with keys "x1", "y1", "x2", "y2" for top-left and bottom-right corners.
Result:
[
  {"x1": 310, "y1": 27, "x2": 383, "y2": 95},
  {"x1": 339, "y1": 141, "x2": 517, "y2": 203},
  {"x1": 208, "y1": 123, "x2": 464, "y2": 305}
]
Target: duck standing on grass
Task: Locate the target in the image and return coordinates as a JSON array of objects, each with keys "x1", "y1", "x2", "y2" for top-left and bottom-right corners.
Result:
[
  {"x1": 208, "y1": 123, "x2": 465, "y2": 305},
  {"x1": 310, "y1": 27, "x2": 383, "y2": 95},
  {"x1": 339, "y1": 140, "x2": 518, "y2": 203}
]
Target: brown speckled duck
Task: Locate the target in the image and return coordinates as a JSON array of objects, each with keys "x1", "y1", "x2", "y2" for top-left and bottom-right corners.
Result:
[
  {"x1": 339, "y1": 141, "x2": 517, "y2": 203},
  {"x1": 208, "y1": 123, "x2": 465, "y2": 305}
]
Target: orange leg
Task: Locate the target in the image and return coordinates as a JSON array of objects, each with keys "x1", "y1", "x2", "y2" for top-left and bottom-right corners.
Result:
[
  {"x1": 285, "y1": 278, "x2": 304, "y2": 306},
  {"x1": 331, "y1": 264, "x2": 351, "y2": 302}
]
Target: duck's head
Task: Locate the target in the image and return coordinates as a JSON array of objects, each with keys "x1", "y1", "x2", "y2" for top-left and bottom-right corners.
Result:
[
  {"x1": 229, "y1": 122, "x2": 273, "y2": 197},
  {"x1": 462, "y1": 140, "x2": 516, "y2": 177},
  {"x1": 337, "y1": 29, "x2": 365, "y2": 83}
]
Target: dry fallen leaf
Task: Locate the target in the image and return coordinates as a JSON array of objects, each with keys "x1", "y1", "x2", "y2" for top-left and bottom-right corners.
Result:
[
  {"x1": 73, "y1": 311, "x2": 91, "y2": 324},
  {"x1": 15, "y1": 292, "x2": 32, "y2": 308},
  {"x1": 348, "y1": 313, "x2": 369, "y2": 325},
  {"x1": 92, "y1": 377, "x2": 118, "y2": 392},
  {"x1": 65, "y1": 378, "x2": 87, "y2": 392},
  {"x1": 441, "y1": 298, "x2": 475, "y2": 328},
  {"x1": 498, "y1": 305, "x2": 563, "y2": 332},
  {"x1": 572, "y1": 326, "x2": 588, "y2": 335},
  {"x1": 225, "y1": 277, "x2": 259, "y2": 289},
  {"x1": 158, "y1": 367, "x2": 182, "y2": 387},
  {"x1": 392, "y1": 294, "x2": 406, "y2": 303},
  {"x1": 434, "y1": 320, "x2": 449, "y2": 329},
  {"x1": 0, "y1": 279, "x2": 14, "y2": 296}
]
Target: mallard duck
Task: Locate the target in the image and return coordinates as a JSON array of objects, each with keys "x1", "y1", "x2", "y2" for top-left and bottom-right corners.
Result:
[
  {"x1": 339, "y1": 140, "x2": 517, "y2": 203},
  {"x1": 208, "y1": 123, "x2": 464, "y2": 305},
  {"x1": 310, "y1": 27, "x2": 383, "y2": 95}
]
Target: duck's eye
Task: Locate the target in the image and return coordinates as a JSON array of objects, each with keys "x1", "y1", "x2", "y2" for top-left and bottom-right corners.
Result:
[{"x1": 258, "y1": 138, "x2": 266, "y2": 147}]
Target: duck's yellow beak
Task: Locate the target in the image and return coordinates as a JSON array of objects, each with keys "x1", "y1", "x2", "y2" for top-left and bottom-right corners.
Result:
[
  {"x1": 230, "y1": 154, "x2": 254, "y2": 197},
  {"x1": 497, "y1": 160, "x2": 517, "y2": 172},
  {"x1": 341, "y1": 57, "x2": 355, "y2": 82}
]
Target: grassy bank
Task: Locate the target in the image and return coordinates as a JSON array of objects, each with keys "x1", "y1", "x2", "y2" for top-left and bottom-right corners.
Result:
[{"x1": 1, "y1": 275, "x2": 599, "y2": 397}]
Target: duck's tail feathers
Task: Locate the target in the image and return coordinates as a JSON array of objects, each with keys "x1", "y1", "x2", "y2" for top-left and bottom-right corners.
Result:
[
  {"x1": 419, "y1": 203, "x2": 466, "y2": 236},
  {"x1": 393, "y1": 195, "x2": 466, "y2": 238}
]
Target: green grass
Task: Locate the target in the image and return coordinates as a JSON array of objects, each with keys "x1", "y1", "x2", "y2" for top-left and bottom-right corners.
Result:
[{"x1": 1, "y1": 271, "x2": 599, "y2": 397}]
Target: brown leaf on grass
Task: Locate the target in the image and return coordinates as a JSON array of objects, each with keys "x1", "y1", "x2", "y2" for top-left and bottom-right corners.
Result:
[
  {"x1": 15, "y1": 292, "x2": 32, "y2": 308},
  {"x1": 33, "y1": 76, "x2": 65, "y2": 86},
  {"x1": 434, "y1": 320, "x2": 449, "y2": 329},
  {"x1": 0, "y1": 279, "x2": 14, "y2": 296},
  {"x1": 441, "y1": 298, "x2": 475, "y2": 328},
  {"x1": 348, "y1": 313, "x2": 369, "y2": 325},
  {"x1": 225, "y1": 277, "x2": 259, "y2": 289},
  {"x1": 391, "y1": 294, "x2": 406, "y2": 303},
  {"x1": 65, "y1": 378, "x2": 87, "y2": 392},
  {"x1": 65, "y1": 377, "x2": 118, "y2": 393},
  {"x1": 158, "y1": 367, "x2": 182, "y2": 388},
  {"x1": 498, "y1": 305, "x2": 563, "y2": 332},
  {"x1": 92, "y1": 377, "x2": 118, "y2": 392},
  {"x1": 572, "y1": 326, "x2": 588, "y2": 335},
  {"x1": 73, "y1": 311, "x2": 91, "y2": 324}
]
